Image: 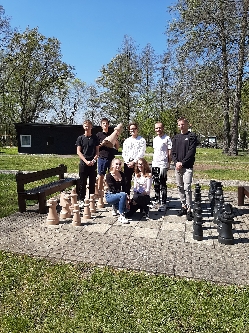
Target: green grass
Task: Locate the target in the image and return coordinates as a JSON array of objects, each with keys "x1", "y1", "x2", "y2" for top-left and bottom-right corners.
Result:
[
  {"x1": 0, "y1": 174, "x2": 18, "y2": 218},
  {"x1": 0, "y1": 251, "x2": 248, "y2": 333}
]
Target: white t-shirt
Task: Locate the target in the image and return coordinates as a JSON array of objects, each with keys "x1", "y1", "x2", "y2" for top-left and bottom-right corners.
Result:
[{"x1": 152, "y1": 134, "x2": 172, "y2": 168}]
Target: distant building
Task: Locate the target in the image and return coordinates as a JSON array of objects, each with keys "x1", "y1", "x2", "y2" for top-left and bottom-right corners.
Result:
[{"x1": 15, "y1": 123, "x2": 112, "y2": 155}]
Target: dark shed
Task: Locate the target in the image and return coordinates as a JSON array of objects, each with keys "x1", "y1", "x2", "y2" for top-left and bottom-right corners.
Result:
[{"x1": 15, "y1": 123, "x2": 107, "y2": 155}]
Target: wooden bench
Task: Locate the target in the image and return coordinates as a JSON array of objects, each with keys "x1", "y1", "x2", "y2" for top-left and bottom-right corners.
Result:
[
  {"x1": 238, "y1": 186, "x2": 249, "y2": 206},
  {"x1": 16, "y1": 164, "x2": 79, "y2": 214}
]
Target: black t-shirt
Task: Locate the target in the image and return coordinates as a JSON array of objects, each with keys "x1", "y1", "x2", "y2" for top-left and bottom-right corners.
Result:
[
  {"x1": 76, "y1": 134, "x2": 100, "y2": 163},
  {"x1": 105, "y1": 172, "x2": 126, "y2": 193},
  {"x1": 96, "y1": 131, "x2": 116, "y2": 160}
]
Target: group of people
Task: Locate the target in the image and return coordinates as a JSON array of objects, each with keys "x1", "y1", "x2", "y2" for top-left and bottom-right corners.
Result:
[{"x1": 76, "y1": 117, "x2": 197, "y2": 224}]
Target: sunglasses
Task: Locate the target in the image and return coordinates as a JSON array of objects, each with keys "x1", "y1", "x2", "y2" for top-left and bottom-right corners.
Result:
[{"x1": 138, "y1": 163, "x2": 143, "y2": 165}]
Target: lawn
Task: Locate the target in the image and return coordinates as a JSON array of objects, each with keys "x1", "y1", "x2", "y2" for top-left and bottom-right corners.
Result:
[
  {"x1": 0, "y1": 147, "x2": 249, "y2": 332},
  {"x1": 0, "y1": 252, "x2": 248, "y2": 333}
]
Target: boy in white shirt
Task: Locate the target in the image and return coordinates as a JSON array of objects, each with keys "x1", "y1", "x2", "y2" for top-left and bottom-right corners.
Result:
[{"x1": 152, "y1": 122, "x2": 172, "y2": 211}]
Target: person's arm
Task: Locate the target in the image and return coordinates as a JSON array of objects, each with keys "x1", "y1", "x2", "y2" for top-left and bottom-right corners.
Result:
[
  {"x1": 144, "y1": 175, "x2": 152, "y2": 194},
  {"x1": 133, "y1": 176, "x2": 138, "y2": 192},
  {"x1": 77, "y1": 146, "x2": 93, "y2": 166},
  {"x1": 122, "y1": 139, "x2": 129, "y2": 163},
  {"x1": 114, "y1": 140, "x2": 120, "y2": 150},
  {"x1": 92, "y1": 145, "x2": 99, "y2": 163},
  {"x1": 168, "y1": 149, "x2": 172, "y2": 165},
  {"x1": 167, "y1": 137, "x2": 172, "y2": 165},
  {"x1": 171, "y1": 136, "x2": 177, "y2": 164},
  {"x1": 105, "y1": 173, "x2": 117, "y2": 193}
]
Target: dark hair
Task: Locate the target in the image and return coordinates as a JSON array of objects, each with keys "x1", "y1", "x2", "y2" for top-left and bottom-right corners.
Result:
[
  {"x1": 101, "y1": 118, "x2": 109, "y2": 124},
  {"x1": 177, "y1": 117, "x2": 189, "y2": 124},
  {"x1": 83, "y1": 119, "x2": 93, "y2": 126},
  {"x1": 134, "y1": 158, "x2": 151, "y2": 178},
  {"x1": 129, "y1": 122, "x2": 138, "y2": 130}
]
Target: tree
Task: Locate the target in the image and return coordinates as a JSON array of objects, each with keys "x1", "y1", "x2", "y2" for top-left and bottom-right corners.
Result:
[
  {"x1": 96, "y1": 35, "x2": 141, "y2": 132},
  {"x1": 85, "y1": 85, "x2": 102, "y2": 125},
  {"x1": 41, "y1": 78, "x2": 87, "y2": 124},
  {"x1": 0, "y1": 6, "x2": 15, "y2": 144},
  {"x1": 166, "y1": 0, "x2": 249, "y2": 155},
  {"x1": 4, "y1": 27, "x2": 75, "y2": 123}
]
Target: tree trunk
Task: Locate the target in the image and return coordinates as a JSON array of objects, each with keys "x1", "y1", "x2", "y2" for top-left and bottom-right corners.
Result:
[
  {"x1": 228, "y1": 0, "x2": 248, "y2": 156},
  {"x1": 219, "y1": 13, "x2": 231, "y2": 154}
]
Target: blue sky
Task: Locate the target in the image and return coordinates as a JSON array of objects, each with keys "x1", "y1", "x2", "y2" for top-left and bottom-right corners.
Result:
[{"x1": 1, "y1": 0, "x2": 174, "y2": 85}]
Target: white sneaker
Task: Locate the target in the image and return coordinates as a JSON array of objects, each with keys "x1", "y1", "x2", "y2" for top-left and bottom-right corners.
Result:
[
  {"x1": 158, "y1": 204, "x2": 166, "y2": 212},
  {"x1": 118, "y1": 214, "x2": 129, "y2": 224},
  {"x1": 112, "y1": 205, "x2": 119, "y2": 216},
  {"x1": 150, "y1": 201, "x2": 159, "y2": 209}
]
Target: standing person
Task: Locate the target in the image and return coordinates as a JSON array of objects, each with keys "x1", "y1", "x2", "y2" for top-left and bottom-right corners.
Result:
[
  {"x1": 152, "y1": 122, "x2": 172, "y2": 212},
  {"x1": 96, "y1": 118, "x2": 119, "y2": 195},
  {"x1": 122, "y1": 122, "x2": 146, "y2": 196},
  {"x1": 126, "y1": 158, "x2": 152, "y2": 219},
  {"x1": 171, "y1": 117, "x2": 197, "y2": 221},
  {"x1": 76, "y1": 120, "x2": 99, "y2": 207},
  {"x1": 105, "y1": 158, "x2": 129, "y2": 224}
]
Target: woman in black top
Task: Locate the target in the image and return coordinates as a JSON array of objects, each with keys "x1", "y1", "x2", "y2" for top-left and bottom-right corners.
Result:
[{"x1": 105, "y1": 158, "x2": 129, "y2": 224}]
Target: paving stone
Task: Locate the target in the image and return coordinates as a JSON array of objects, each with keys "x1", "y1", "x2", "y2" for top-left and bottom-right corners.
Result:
[
  {"x1": 1, "y1": 187, "x2": 249, "y2": 285},
  {"x1": 131, "y1": 227, "x2": 159, "y2": 239}
]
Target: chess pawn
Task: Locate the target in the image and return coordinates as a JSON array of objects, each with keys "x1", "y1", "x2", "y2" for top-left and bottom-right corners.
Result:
[
  {"x1": 83, "y1": 198, "x2": 91, "y2": 220},
  {"x1": 94, "y1": 182, "x2": 99, "y2": 199},
  {"x1": 59, "y1": 192, "x2": 71, "y2": 219},
  {"x1": 46, "y1": 198, "x2": 59, "y2": 225},
  {"x1": 89, "y1": 194, "x2": 96, "y2": 214},
  {"x1": 103, "y1": 180, "x2": 108, "y2": 204},
  {"x1": 97, "y1": 190, "x2": 105, "y2": 209},
  {"x1": 69, "y1": 187, "x2": 78, "y2": 214},
  {"x1": 72, "y1": 204, "x2": 81, "y2": 226}
]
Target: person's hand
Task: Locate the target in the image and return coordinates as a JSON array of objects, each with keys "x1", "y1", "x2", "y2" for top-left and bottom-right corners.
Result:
[
  {"x1": 128, "y1": 161, "x2": 135, "y2": 168},
  {"x1": 176, "y1": 162, "x2": 182, "y2": 170}
]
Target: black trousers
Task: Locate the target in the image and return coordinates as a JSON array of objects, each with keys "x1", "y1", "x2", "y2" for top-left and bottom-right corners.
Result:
[
  {"x1": 124, "y1": 163, "x2": 135, "y2": 195},
  {"x1": 126, "y1": 193, "x2": 150, "y2": 217},
  {"x1": 152, "y1": 167, "x2": 167, "y2": 204},
  {"x1": 78, "y1": 163, "x2": 97, "y2": 200}
]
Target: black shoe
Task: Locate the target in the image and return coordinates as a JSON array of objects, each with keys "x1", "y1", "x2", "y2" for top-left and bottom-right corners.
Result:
[
  {"x1": 142, "y1": 211, "x2": 150, "y2": 219},
  {"x1": 177, "y1": 207, "x2": 187, "y2": 216},
  {"x1": 186, "y1": 211, "x2": 193, "y2": 221}
]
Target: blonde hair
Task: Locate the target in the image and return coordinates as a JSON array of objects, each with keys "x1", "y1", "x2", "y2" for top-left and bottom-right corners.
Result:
[{"x1": 110, "y1": 158, "x2": 123, "y2": 172}]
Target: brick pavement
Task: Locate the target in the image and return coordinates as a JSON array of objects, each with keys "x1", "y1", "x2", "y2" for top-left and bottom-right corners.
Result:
[{"x1": 0, "y1": 187, "x2": 248, "y2": 286}]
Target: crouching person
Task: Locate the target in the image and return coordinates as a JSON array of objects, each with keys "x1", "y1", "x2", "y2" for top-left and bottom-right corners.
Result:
[
  {"x1": 126, "y1": 158, "x2": 152, "y2": 219},
  {"x1": 105, "y1": 158, "x2": 129, "y2": 224}
]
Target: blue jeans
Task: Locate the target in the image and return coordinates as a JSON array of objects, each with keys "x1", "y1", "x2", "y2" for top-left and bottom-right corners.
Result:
[
  {"x1": 98, "y1": 158, "x2": 111, "y2": 175},
  {"x1": 105, "y1": 192, "x2": 127, "y2": 214}
]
